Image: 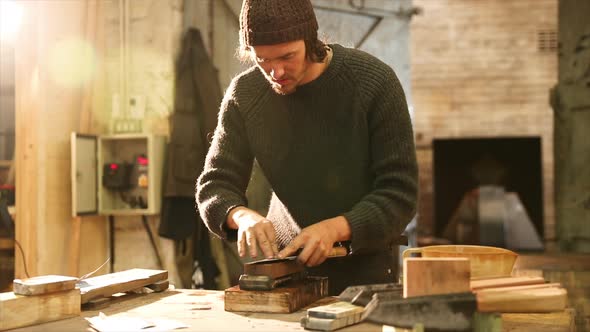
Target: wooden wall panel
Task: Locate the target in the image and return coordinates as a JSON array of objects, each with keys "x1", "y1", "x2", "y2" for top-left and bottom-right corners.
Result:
[{"x1": 15, "y1": 0, "x2": 107, "y2": 277}]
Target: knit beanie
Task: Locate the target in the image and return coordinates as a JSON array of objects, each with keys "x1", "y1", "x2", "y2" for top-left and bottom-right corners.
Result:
[{"x1": 240, "y1": 0, "x2": 319, "y2": 47}]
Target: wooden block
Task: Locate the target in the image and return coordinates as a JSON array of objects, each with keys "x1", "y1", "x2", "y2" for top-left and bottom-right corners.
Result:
[
  {"x1": 0, "y1": 289, "x2": 81, "y2": 330},
  {"x1": 403, "y1": 257, "x2": 470, "y2": 298},
  {"x1": 78, "y1": 268, "x2": 167, "y2": 304},
  {"x1": 13, "y1": 275, "x2": 78, "y2": 296},
  {"x1": 470, "y1": 276, "x2": 546, "y2": 291},
  {"x1": 224, "y1": 276, "x2": 328, "y2": 313},
  {"x1": 477, "y1": 287, "x2": 567, "y2": 313}
]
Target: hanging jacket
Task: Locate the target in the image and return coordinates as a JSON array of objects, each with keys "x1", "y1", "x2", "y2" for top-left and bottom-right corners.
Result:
[{"x1": 159, "y1": 28, "x2": 222, "y2": 239}]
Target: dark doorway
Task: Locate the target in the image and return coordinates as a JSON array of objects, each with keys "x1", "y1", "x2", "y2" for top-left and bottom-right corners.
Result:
[{"x1": 433, "y1": 137, "x2": 544, "y2": 239}]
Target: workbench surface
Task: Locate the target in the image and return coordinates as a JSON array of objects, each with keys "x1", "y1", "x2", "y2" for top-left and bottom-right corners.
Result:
[{"x1": 9, "y1": 288, "x2": 575, "y2": 332}]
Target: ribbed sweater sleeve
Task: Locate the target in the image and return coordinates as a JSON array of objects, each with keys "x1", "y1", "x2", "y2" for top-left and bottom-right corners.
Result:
[
  {"x1": 196, "y1": 80, "x2": 254, "y2": 240},
  {"x1": 341, "y1": 62, "x2": 418, "y2": 254}
]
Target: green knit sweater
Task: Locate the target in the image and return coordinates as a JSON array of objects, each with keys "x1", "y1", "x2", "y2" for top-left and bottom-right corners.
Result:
[{"x1": 196, "y1": 44, "x2": 418, "y2": 291}]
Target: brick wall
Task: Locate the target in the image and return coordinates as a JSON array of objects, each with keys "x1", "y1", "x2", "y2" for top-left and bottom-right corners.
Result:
[{"x1": 411, "y1": 0, "x2": 557, "y2": 245}]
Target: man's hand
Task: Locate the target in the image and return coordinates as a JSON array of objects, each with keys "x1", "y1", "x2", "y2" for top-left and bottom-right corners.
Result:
[
  {"x1": 278, "y1": 216, "x2": 351, "y2": 267},
  {"x1": 227, "y1": 206, "x2": 279, "y2": 259}
]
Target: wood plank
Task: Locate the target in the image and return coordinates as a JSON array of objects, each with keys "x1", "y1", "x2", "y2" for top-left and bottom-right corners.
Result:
[
  {"x1": 224, "y1": 276, "x2": 328, "y2": 313},
  {"x1": 470, "y1": 276, "x2": 546, "y2": 291},
  {"x1": 0, "y1": 289, "x2": 81, "y2": 330},
  {"x1": 13, "y1": 275, "x2": 78, "y2": 296},
  {"x1": 477, "y1": 287, "x2": 567, "y2": 313},
  {"x1": 403, "y1": 257, "x2": 470, "y2": 298},
  {"x1": 472, "y1": 282, "x2": 561, "y2": 294},
  {"x1": 78, "y1": 268, "x2": 167, "y2": 304}
]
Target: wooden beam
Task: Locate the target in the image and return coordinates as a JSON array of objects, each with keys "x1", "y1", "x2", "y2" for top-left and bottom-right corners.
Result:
[
  {"x1": 0, "y1": 289, "x2": 81, "y2": 330},
  {"x1": 14, "y1": 0, "x2": 42, "y2": 279}
]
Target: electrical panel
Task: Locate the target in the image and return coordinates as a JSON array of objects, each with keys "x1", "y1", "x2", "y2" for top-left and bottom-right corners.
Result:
[{"x1": 71, "y1": 133, "x2": 166, "y2": 216}]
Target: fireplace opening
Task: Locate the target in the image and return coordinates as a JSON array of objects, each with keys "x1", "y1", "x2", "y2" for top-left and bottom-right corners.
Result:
[{"x1": 433, "y1": 137, "x2": 544, "y2": 249}]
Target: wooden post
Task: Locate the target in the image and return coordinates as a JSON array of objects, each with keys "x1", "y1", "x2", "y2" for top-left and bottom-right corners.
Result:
[
  {"x1": 15, "y1": 0, "x2": 109, "y2": 278},
  {"x1": 68, "y1": 217, "x2": 81, "y2": 277},
  {"x1": 14, "y1": 1, "x2": 41, "y2": 278}
]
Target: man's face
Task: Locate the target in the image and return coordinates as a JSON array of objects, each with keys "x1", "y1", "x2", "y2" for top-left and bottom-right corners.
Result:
[{"x1": 251, "y1": 40, "x2": 309, "y2": 95}]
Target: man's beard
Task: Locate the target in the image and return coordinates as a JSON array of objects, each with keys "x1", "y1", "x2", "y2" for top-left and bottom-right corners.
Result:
[{"x1": 271, "y1": 82, "x2": 296, "y2": 95}]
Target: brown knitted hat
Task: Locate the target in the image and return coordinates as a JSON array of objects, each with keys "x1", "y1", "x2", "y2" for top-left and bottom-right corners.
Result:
[{"x1": 240, "y1": 0, "x2": 319, "y2": 47}]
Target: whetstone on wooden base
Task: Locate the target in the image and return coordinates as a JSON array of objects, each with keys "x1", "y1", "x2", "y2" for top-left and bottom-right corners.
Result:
[
  {"x1": 224, "y1": 276, "x2": 328, "y2": 313},
  {"x1": 243, "y1": 257, "x2": 304, "y2": 279}
]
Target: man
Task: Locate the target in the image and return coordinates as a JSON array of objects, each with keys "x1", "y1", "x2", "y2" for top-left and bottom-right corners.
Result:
[{"x1": 196, "y1": 0, "x2": 418, "y2": 295}]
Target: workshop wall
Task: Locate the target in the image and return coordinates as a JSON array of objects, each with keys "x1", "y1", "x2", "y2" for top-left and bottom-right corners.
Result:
[
  {"x1": 100, "y1": 0, "x2": 183, "y2": 273},
  {"x1": 410, "y1": 0, "x2": 558, "y2": 246}
]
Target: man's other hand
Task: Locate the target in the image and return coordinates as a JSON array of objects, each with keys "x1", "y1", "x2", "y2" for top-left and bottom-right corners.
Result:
[{"x1": 227, "y1": 206, "x2": 279, "y2": 259}]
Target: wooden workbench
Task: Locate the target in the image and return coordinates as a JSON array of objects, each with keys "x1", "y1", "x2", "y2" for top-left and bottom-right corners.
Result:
[{"x1": 7, "y1": 288, "x2": 575, "y2": 332}]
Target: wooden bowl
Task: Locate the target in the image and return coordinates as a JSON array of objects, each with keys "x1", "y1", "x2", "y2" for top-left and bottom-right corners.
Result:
[{"x1": 402, "y1": 245, "x2": 518, "y2": 278}]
